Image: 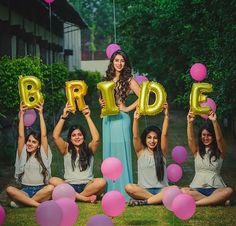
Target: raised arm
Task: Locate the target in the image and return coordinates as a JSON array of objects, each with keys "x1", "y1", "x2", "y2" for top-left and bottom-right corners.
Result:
[
  {"x1": 82, "y1": 106, "x2": 100, "y2": 154},
  {"x1": 161, "y1": 103, "x2": 169, "y2": 156},
  {"x1": 35, "y1": 102, "x2": 48, "y2": 155},
  {"x1": 52, "y1": 103, "x2": 71, "y2": 155},
  {"x1": 17, "y1": 102, "x2": 27, "y2": 157},
  {"x1": 119, "y1": 78, "x2": 140, "y2": 112},
  {"x1": 133, "y1": 110, "x2": 143, "y2": 157},
  {"x1": 187, "y1": 110, "x2": 198, "y2": 155},
  {"x1": 208, "y1": 111, "x2": 226, "y2": 157}
]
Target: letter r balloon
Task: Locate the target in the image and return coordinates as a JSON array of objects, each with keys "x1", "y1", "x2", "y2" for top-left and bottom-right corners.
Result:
[{"x1": 65, "y1": 80, "x2": 88, "y2": 113}]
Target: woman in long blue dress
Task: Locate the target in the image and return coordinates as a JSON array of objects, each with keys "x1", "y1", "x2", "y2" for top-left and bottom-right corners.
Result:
[{"x1": 99, "y1": 50, "x2": 140, "y2": 200}]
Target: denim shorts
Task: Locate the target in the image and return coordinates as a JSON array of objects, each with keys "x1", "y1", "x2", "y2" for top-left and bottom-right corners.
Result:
[
  {"x1": 196, "y1": 188, "x2": 216, "y2": 196},
  {"x1": 70, "y1": 183, "x2": 88, "y2": 193},
  {"x1": 21, "y1": 185, "x2": 45, "y2": 198},
  {"x1": 146, "y1": 187, "x2": 162, "y2": 195}
]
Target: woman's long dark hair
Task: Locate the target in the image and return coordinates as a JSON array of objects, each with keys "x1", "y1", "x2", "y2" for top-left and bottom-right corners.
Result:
[
  {"x1": 198, "y1": 121, "x2": 220, "y2": 163},
  {"x1": 67, "y1": 125, "x2": 93, "y2": 171},
  {"x1": 19, "y1": 131, "x2": 48, "y2": 184},
  {"x1": 105, "y1": 50, "x2": 132, "y2": 102},
  {"x1": 141, "y1": 126, "x2": 165, "y2": 181}
]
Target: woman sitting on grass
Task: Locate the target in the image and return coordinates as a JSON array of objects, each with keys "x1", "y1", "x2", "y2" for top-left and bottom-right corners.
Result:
[
  {"x1": 182, "y1": 110, "x2": 233, "y2": 206},
  {"x1": 49, "y1": 103, "x2": 106, "y2": 203},
  {"x1": 6, "y1": 102, "x2": 53, "y2": 208},
  {"x1": 125, "y1": 103, "x2": 170, "y2": 206}
]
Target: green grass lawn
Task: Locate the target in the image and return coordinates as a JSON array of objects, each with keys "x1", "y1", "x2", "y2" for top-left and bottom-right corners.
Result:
[{"x1": 1, "y1": 98, "x2": 236, "y2": 226}]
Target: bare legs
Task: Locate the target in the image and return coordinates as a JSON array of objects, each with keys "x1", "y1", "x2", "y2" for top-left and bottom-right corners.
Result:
[
  {"x1": 182, "y1": 187, "x2": 233, "y2": 206},
  {"x1": 6, "y1": 185, "x2": 54, "y2": 207},
  {"x1": 125, "y1": 184, "x2": 168, "y2": 205},
  {"x1": 49, "y1": 177, "x2": 106, "y2": 203}
]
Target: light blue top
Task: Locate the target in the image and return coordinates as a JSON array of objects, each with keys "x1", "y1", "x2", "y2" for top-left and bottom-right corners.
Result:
[{"x1": 138, "y1": 148, "x2": 168, "y2": 188}]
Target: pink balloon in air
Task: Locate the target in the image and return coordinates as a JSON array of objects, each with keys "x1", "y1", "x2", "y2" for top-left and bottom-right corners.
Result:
[
  {"x1": 106, "y1": 44, "x2": 121, "y2": 59},
  {"x1": 200, "y1": 98, "x2": 217, "y2": 119},
  {"x1": 190, "y1": 63, "x2": 207, "y2": 81}
]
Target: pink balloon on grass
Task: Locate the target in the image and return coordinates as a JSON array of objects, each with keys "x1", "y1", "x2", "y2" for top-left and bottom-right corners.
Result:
[
  {"x1": 44, "y1": 0, "x2": 55, "y2": 4},
  {"x1": 52, "y1": 183, "x2": 76, "y2": 201},
  {"x1": 87, "y1": 214, "x2": 114, "y2": 226},
  {"x1": 172, "y1": 194, "x2": 196, "y2": 220},
  {"x1": 200, "y1": 98, "x2": 217, "y2": 119},
  {"x1": 163, "y1": 186, "x2": 182, "y2": 211},
  {"x1": 190, "y1": 63, "x2": 207, "y2": 81},
  {"x1": 20, "y1": 109, "x2": 36, "y2": 127},
  {"x1": 101, "y1": 157, "x2": 123, "y2": 181},
  {"x1": 167, "y1": 164, "x2": 183, "y2": 183},
  {"x1": 55, "y1": 198, "x2": 79, "y2": 226},
  {"x1": 106, "y1": 44, "x2": 121, "y2": 59},
  {"x1": 134, "y1": 75, "x2": 148, "y2": 85},
  {"x1": 36, "y1": 200, "x2": 62, "y2": 226},
  {"x1": 171, "y1": 146, "x2": 187, "y2": 164},
  {"x1": 101, "y1": 191, "x2": 126, "y2": 217},
  {"x1": 0, "y1": 205, "x2": 5, "y2": 226}
]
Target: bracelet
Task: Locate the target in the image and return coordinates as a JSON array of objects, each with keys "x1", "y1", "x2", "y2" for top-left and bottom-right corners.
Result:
[{"x1": 60, "y1": 115, "x2": 68, "y2": 120}]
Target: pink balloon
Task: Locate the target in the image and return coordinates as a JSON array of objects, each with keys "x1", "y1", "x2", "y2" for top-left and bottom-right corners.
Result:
[
  {"x1": 190, "y1": 63, "x2": 207, "y2": 81},
  {"x1": 20, "y1": 109, "x2": 36, "y2": 127},
  {"x1": 0, "y1": 205, "x2": 5, "y2": 225},
  {"x1": 171, "y1": 146, "x2": 187, "y2": 164},
  {"x1": 101, "y1": 157, "x2": 123, "y2": 181},
  {"x1": 106, "y1": 44, "x2": 121, "y2": 59},
  {"x1": 101, "y1": 191, "x2": 126, "y2": 217},
  {"x1": 87, "y1": 214, "x2": 114, "y2": 226},
  {"x1": 163, "y1": 186, "x2": 182, "y2": 211},
  {"x1": 134, "y1": 75, "x2": 148, "y2": 85},
  {"x1": 200, "y1": 98, "x2": 217, "y2": 119},
  {"x1": 167, "y1": 164, "x2": 183, "y2": 183},
  {"x1": 52, "y1": 183, "x2": 76, "y2": 201},
  {"x1": 172, "y1": 194, "x2": 196, "y2": 220},
  {"x1": 44, "y1": 0, "x2": 55, "y2": 4},
  {"x1": 36, "y1": 200, "x2": 62, "y2": 226},
  {"x1": 55, "y1": 198, "x2": 79, "y2": 226}
]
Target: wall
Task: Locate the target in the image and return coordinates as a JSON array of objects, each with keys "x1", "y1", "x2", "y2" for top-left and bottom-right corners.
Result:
[{"x1": 81, "y1": 60, "x2": 109, "y2": 77}]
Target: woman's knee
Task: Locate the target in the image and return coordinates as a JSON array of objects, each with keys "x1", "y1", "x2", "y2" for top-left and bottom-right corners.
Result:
[
  {"x1": 48, "y1": 177, "x2": 60, "y2": 186},
  {"x1": 125, "y1": 184, "x2": 136, "y2": 194},
  {"x1": 6, "y1": 186, "x2": 16, "y2": 195},
  {"x1": 225, "y1": 187, "x2": 233, "y2": 197},
  {"x1": 93, "y1": 178, "x2": 106, "y2": 189}
]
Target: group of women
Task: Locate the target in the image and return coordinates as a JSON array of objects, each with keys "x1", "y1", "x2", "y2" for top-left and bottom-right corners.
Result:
[{"x1": 6, "y1": 50, "x2": 233, "y2": 208}]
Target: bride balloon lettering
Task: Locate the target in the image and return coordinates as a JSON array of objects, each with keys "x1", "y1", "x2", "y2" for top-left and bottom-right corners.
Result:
[
  {"x1": 18, "y1": 77, "x2": 213, "y2": 115},
  {"x1": 65, "y1": 80, "x2": 88, "y2": 113},
  {"x1": 190, "y1": 83, "x2": 213, "y2": 115},
  {"x1": 18, "y1": 75, "x2": 44, "y2": 108},
  {"x1": 138, "y1": 81, "x2": 167, "y2": 116}
]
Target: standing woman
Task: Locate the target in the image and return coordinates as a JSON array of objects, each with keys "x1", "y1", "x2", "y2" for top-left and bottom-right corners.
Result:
[
  {"x1": 125, "y1": 103, "x2": 169, "y2": 206},
  {"x1": 6, "y1": 102, "x2": 53, "y2": 208},
  {"x1": 50, "y1": 104, "x2": 106, "y2": 203},
  {"x1": 183, "y1": 110, "x2": 233, "y2": 206},
  {"x1": 99, "y1": 50, "x2": 140, "y2": 200}
]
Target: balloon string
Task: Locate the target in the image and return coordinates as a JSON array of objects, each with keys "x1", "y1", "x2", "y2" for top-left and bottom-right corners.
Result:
[{"x1": 49, "y1": 4, "x2": 56, "y2": 127}]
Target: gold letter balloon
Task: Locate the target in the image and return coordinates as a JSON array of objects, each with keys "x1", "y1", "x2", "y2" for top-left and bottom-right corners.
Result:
[
  {"x1": 138, "y1": 81, "x2": 167, "y2": 115},
  {"x1": 65, "y1": 80, "x2": 88, "y2": 113},
  {"x1": 18, "y1": 75, "x2": 44, "y2": 108},
  {"x1": 97, "y1": 81, "x2": 119, "y2": 117},
  {"x1": 190, "y1": 83, "x2": 213, "y2": 115}
]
